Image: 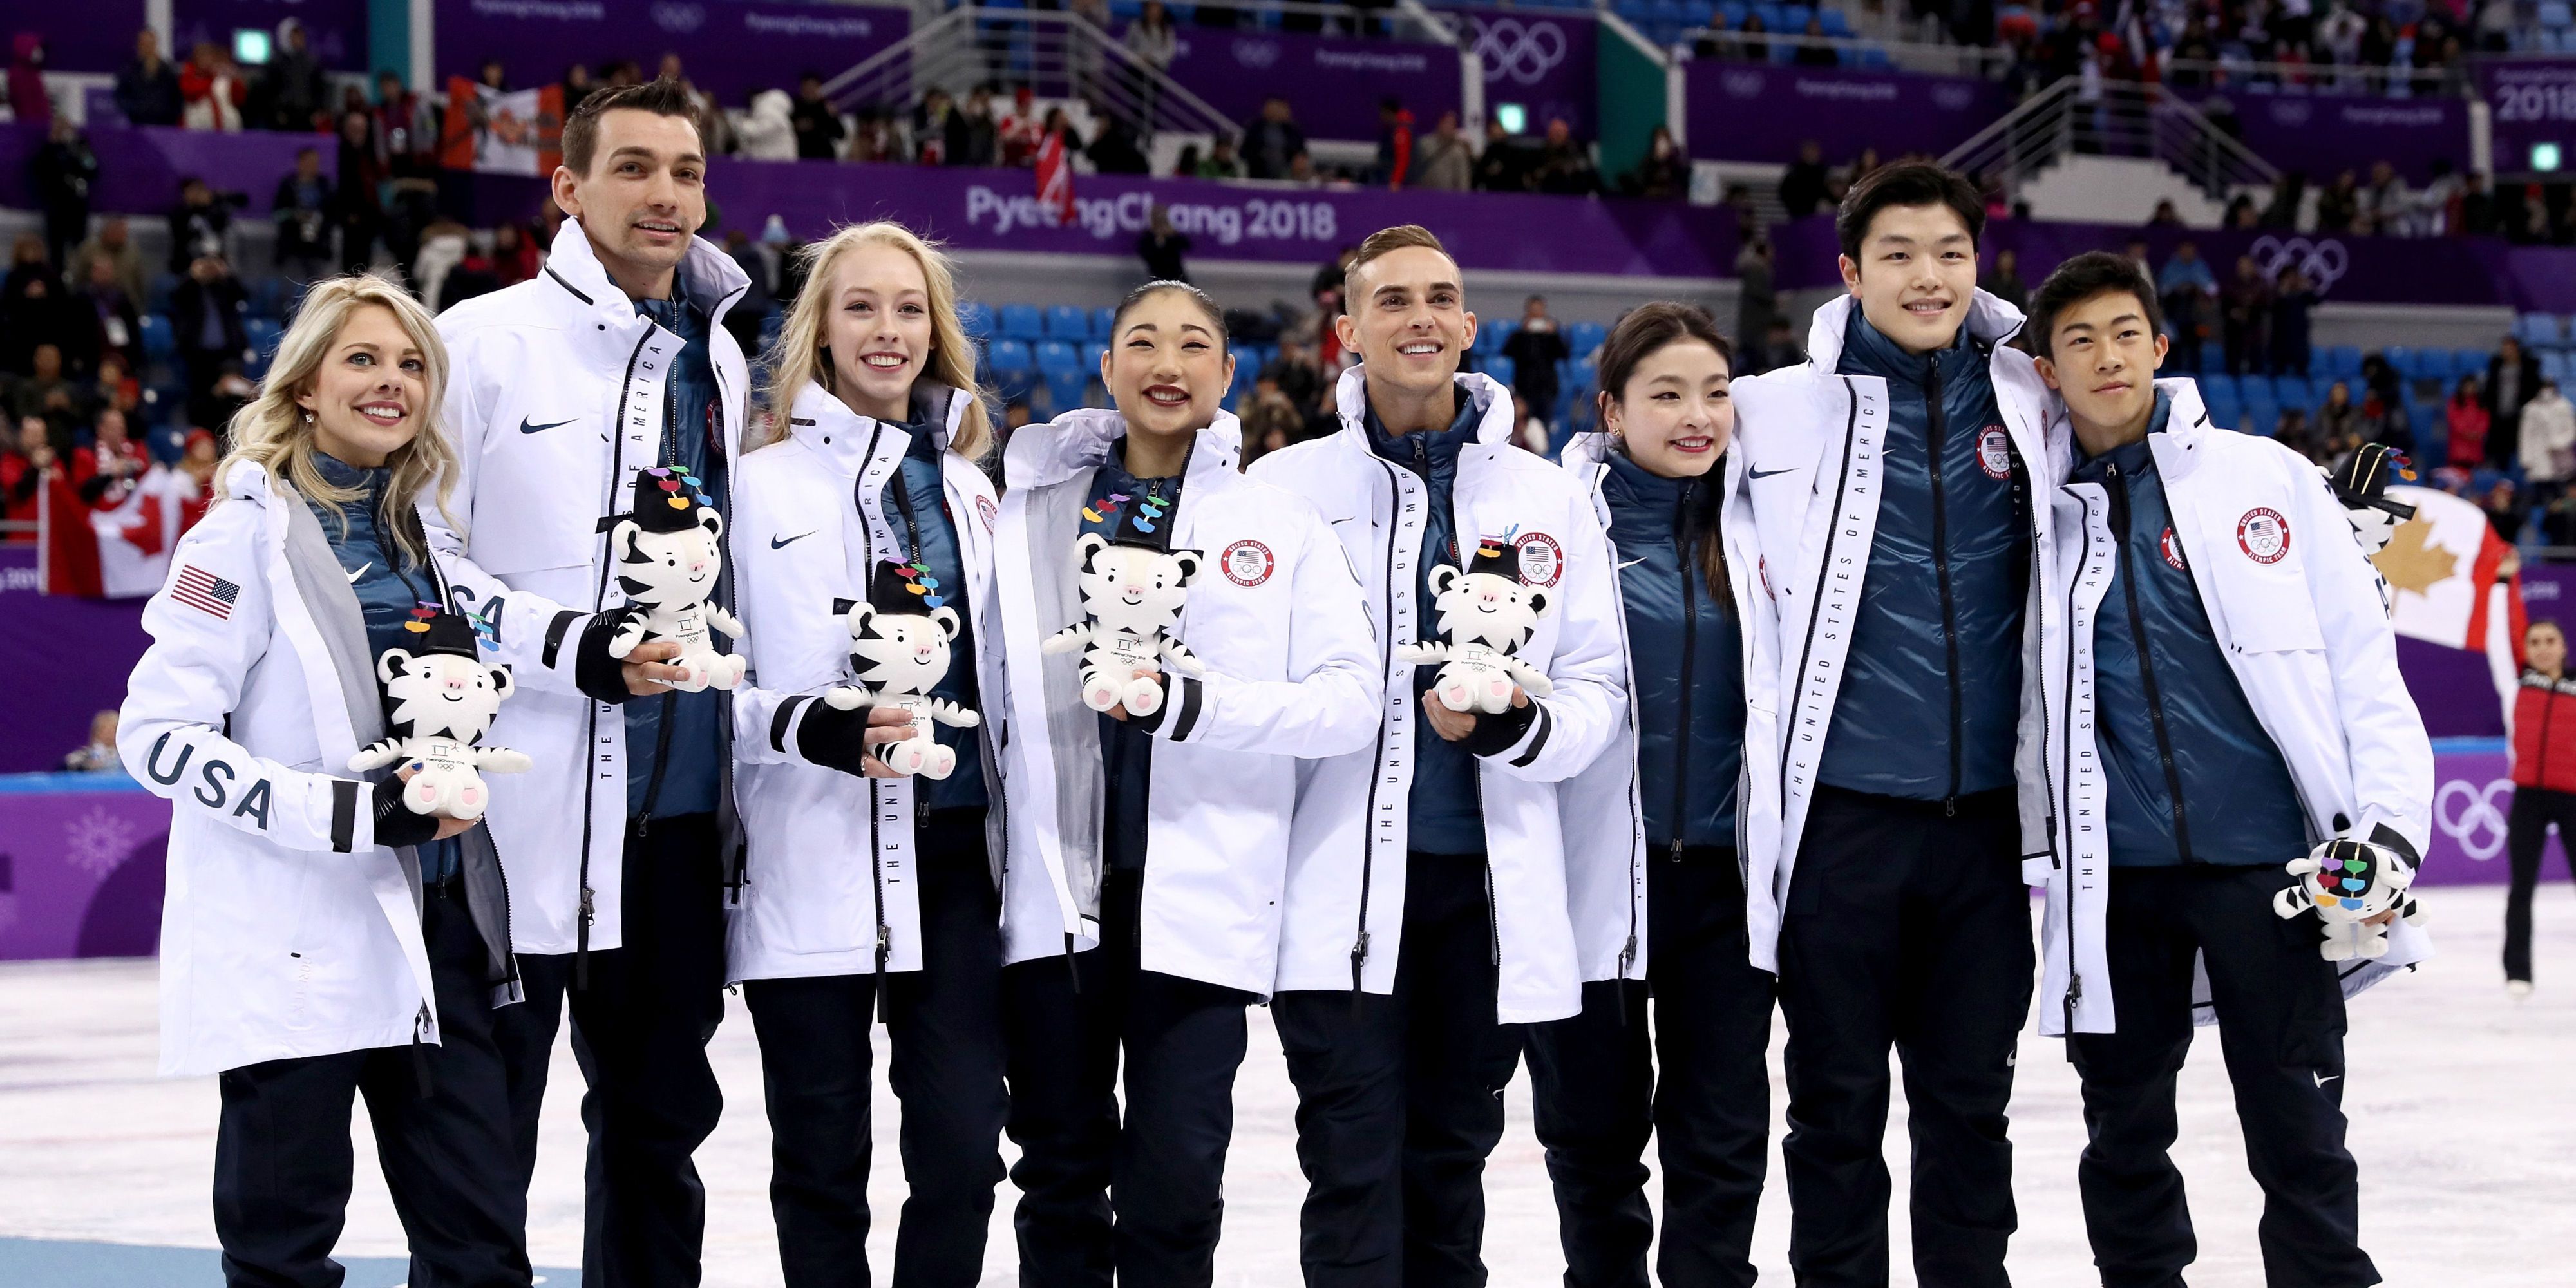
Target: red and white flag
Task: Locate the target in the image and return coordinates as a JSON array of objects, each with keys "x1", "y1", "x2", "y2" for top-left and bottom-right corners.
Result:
[
  {"x1": 2377, "y1": 484, "x2": 2526, "y2": 720},
  {"x1": 1034, "y1": 128, "x2": 1075, "y2": 226},
  {"x1": 90, "y1": 468, "x2": 188, "y2": 600}
]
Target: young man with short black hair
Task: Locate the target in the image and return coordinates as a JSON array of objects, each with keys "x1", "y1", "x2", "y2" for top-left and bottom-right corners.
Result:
[
  {"x1": 2023, "y1": 251, "x2": 2432, "y2": 1288},
  {"x1": 1724, "y1": 161, "x2": 2050, "y2": 1286},
  {"x1": 1251, "y1": 225, "x2": 1627, "y2": 1288},
  {"x1": 424, "y1": 76, "x2": 759, "y2": 1287}
]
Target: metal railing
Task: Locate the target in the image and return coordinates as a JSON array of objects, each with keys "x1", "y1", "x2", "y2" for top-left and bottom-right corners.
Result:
[
  {"x1": 823, "y1": 6, "x2": 1240, "y2": 139},
  {"x1": 1676, "y1": 28, "x2": 2019, "y2": 79},
  {"x1": 1943, "y1": 78, "x2": 2282, "y2": 202},
  {"x1": 2161, "y1": 57, "x2": 2470, "y2": 97}
]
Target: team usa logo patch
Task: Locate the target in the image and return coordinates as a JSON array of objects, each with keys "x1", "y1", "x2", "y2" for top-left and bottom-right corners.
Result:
[
  {"x1": 1976, "y1": 426, "x2": 2012, "y2": 480},
  {"x1": 1759, "y1": 554, "x2": 1775, "y2": 600},
  {"x1": 1514, "y1": 532, "x2": 1564, "y2": 587},
  {"x1": 2236, "y1": 507, "x2": 2291, "y2": 564},
  {"x1": 1220, "y1": 538, "x2": 1275, "y2": 587},
  {"x1": 2159, "y1": 526, "x2": 2188, "y2": 572},
  {"x1": 975, "y1": 494, "x2": 998, "y2": 533}
]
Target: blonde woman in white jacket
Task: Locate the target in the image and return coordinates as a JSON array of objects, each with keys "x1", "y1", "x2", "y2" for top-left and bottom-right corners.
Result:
[
  {"x1": 992, "y1": 281, "x2": 1380, "y2": 1286},
  {"x1": 724, "y1": 222, "x2": 1021, "y2": 1288},
  {"x1": 119, "y1": 274, "x2": 528, "y2": 1286}
]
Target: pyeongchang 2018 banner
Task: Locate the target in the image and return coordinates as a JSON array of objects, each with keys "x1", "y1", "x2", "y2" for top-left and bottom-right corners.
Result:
[
  {"x1": 2478, "y1": 57, "x2": 2576, "y2": 171},
  {"x1": 1683, "y1": 62, "x2": 2009, "y2": 165},
  {"x1": 435, "y1": 0, "x2": 909, "y2": 106},
  {"x1": 1156, "y1": 30, "x2": 1463, "y2": 141}
]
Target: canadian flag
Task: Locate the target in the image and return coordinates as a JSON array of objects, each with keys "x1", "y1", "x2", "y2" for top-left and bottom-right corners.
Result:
[
  {"x1": 1034, "y1": 127, "x2": 1075, "y2": 226},
  {"x1": 2376, "y1": 484, "x2": 2526, "y2": 719},
  {"x1": 89, "y1": 468, "x2": 189, "y2": 600}
]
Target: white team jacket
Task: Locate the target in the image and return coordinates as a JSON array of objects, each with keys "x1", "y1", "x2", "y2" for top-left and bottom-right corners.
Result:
[
  {"x1": 723, "y1": 382, "x2": 1032, "y2": 983},
  {"x1": 1250, "y1": 368, "x2": 1627, "y2": 1023},
  {"x1": 423, "y1": 221, "x2": 752, "y2": 957},
  {"x1": 1723, "y1": 290, "x2": 2063, "y2": 976},
  {"x1": 992, "y1": 409, "x2": 1379, "y2": 998},
  {"x1": 2027, "y1": 377, "x2": 2434, "y2": 1036},
  {"x1": 120, "y1": 461, "x2": 518, "y2": 1077}
]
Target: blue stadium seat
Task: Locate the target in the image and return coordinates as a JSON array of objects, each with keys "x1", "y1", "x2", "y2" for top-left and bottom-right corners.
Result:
[
  {"x1": 1034, "y1": 339, "x2": 1081, "y2": 374},
  {"x1": 960, "y1": 300, "x2": 995, "y2": 340},
  {"x1": 2544, "y1": 351, "x2": 2572, "y2": 385},
  {"x1": 985, "y1": 338, "x2": 1036, "y2": 400},
  {"x1": 138, "y1": 314, "x2": 176, "y2": 365},
  {"x1": 2382, "y1": 346, "x2": 2416, "y2": 379},
  {"x1": 999, "y1": 303, "x2": 1046, "y2": 341},
  {"x1": 1783, "y1": 4, "x2": 1815, "y2": 30},
  {"x1": 1818, "y1": 5, "x2": 1854, "y2": 35},
  {"x1": 1567, "y1": 321, "x2": 1609, "y2": 359},
  {"x1": 2325, "y1": 345, "x2": 2363, "y2": 379},
  {"x1": 1615, "y1": 0, "x2": 1656, "y2": 25},
  {"x1": 1754, "y1": 3, "x2": 1788, "y2": 32},
  {"x1": 1082, "y1": 342, "x2": 1108, "y2": 375},
  {"x1": 1474, "y1": 321, "x2": 1513, "y2": 357},
  {"x1": 1680, "y1": 0, "x2": 1717, "y2": 27},
  {"x1": 1719, "y1": 1, "x2": 1750, "y2": 24},
  {"x1": 243, "y1": 318, "x2": 283, "y2": 379},
  {"x1": 2458, "y1": 349, "x2": 2494, "y2": 381},
  {"x1": 1041, "y1": 368, "x2": 1090, "y2": 417},
  {"x1": 1484, "y1": 355, "x2": 1516, "y2": 388},
  {"x1": 2197, "y1": 373, "x2": 2237, "y2": 404},
  {"x1": 1093, "y1": 307, "x2": 1117, "y2": 340},
  {"x1": 1045, "y1": 305, "x2": 1090, "y2": 340},
  {"x1": 2516, "y1": 312, "x2": 2564, "y2": 347},
  {"x1": 2272, "y1": 375, "x2": 2312, "y2": 409},
  {"x1": 147, "y1": 272, "x2": 179, "y2": 317},
  {"x1": 2202, "y1": 390, "x2": 2243, "y2": 429},
  {"x1": 2543, "y1": 0, "x2": 2573, "y2": 29},
  {"x1": 1225, "y1": 359, "x2": 1256, "y2": 413}
]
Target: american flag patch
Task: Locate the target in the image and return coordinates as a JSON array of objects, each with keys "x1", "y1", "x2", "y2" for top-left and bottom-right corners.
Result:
[{"x1": 171, "y1": 564, "x2": 241, "y2": 620}]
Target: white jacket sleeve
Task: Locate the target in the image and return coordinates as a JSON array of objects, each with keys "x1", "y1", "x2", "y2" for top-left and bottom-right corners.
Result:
[
  {"x1": 118, "y1": 504, "x2": 377, "y2": 854},
  {"x1": 419, "y1": 335, "x2": 594, "y2": 697},
  {"x1": 1487, "y1": 492, "x2": 1628, "y2": 783},
  {"x1": 2296, "y1": 468, "x2": 2436, "y2": 857},
  {"x1": 1151, "y1": 508, "x2": 1381, "y2": 757}
]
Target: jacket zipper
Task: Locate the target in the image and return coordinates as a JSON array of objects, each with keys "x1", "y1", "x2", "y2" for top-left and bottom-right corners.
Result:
[
  {"x1": 1352, "y1": 460, "x2": 1408, "y2": 1002},
  {"x1": 2107, "y1": 463, "x2": 2195, "y2": 862},
  {"x1": 635, "y1": 352, "x2": 699, "y2": 835},
  {"x1": 1670, "y1": 478, "x2": 1699, "y2": 864},
  {"x1": 1417, "y1": 437, "x2": 1502, "y2": 971},
  {"x1": 2056, "y1": 488, "x2": 2092, "y2": 1034},
  {"x1": 574, "y1": 327, "x2": 657, "y2": 985},
  {"x1": 1924, "y1": 354, "x2": 1963, "y2": 814},
  {"x1": 2537, "y1": 681, "x2": 2557, "y2": 788}
]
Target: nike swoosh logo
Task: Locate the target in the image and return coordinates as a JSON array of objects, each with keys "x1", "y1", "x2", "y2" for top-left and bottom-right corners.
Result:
[
  {"x1": 346, "y1": 562, "x2": 370, "y2": 583},
  {"x1": 518, "y1": 417, "x2": 575, "y2": 435},
  {"x1": 771, "y1": 532, "x2": 813, "y2": 549},
  {"x1": 1748, "y1": 466, "x2": 1795, "y2": 480},
  {"x1": 2313, "y1": 1072, "x2": 2341, "y2": 1086},
  {"x1": 1616, "y1": 557, "x2": 1647, "y2": 570}
]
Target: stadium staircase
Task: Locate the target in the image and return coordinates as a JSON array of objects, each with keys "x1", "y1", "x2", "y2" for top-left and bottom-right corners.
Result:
[{"x1": 1944, "y1": 78, "x2": 2282, "y2": 227}]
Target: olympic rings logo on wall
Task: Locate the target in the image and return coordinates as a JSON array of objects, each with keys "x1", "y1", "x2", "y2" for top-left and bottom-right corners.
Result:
[
  {"x1": 1471, "y1": 17, "x2": 1569, "y2": 87},
  {"x1": 2434, "y1": 777, "x2": 2514, "y2": 861},
  {"x1": 2247, "y1": 236, "x2": 2351, "y2": 296}
]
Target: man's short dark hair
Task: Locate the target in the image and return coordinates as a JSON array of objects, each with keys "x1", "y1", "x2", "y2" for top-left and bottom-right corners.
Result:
[
  {"x1": 1834, "y1": 161, "x2": 1984, "y2": 261},
  {"x1": 561, "y1": 74, "x2": 701, "y2": 176},
  {"x1": 2025, "y1": 250, "x2": 2164, "y2": 361}
]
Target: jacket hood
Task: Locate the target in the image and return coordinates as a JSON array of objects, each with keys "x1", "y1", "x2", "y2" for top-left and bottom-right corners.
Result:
[
  {"x1": 784, "y1": 379, "x2": 971, "y2": 478},
  {"x1": 544, "y1": 216, "x2": 752, "y2": 325},
  {"x1": 1003, "y1": 405, "x2": 1243, "y2": 492},
  {"x1": 751, "y1": 89, "x2": 793, "y2": 122},
  {"x1": 1798, "y1": 288, "x2": 2026, "y2": 377},
  {"x1": 1333, "y1": 366, "x2": 1515, "y2": 446}
]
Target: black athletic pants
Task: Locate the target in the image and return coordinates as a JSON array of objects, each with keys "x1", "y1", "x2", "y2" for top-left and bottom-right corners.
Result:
[
  {"x1": 495, "y1": 812, "x2": 728, "y2": 1288},
  {"x1": 1522, "y1": 844, "x2": 1776, "y2": 1288},
  {"x1": 1273, "y1": 848, "x2": 1526, "y2": 1288},
  {"x1": 213, "y1": 882, "x2": 528, "y2": 1288},
  {"x1": 2504, "y1": 785, "x2": 2576, "y2": 983},
  {"x1": 2070, "y1": 866, "x2": 2377, "y2": 1288},
  {"x1": 1000, "y1": 867, "x2": 1253, "y2": 1288},
  {"x1": 1776, "y1": 786, "x2": 2032, "y2": 1288},
  {"x1": 742, "y1": 809, "x2": 1008, "y2": 1288}
]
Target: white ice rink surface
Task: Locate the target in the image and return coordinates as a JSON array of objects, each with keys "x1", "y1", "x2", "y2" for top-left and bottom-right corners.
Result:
[{"x1": 3, "y1": 883, "x2": 2571, "y2": 1287}]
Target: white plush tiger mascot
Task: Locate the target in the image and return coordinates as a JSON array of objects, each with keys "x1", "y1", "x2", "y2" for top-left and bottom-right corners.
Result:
[
  {"x1": 348, "y1": 605, "x2": 531, "y2": 820},
  {"x1": 1400, "y1": 530, "x2": 1557, "y2": 714},
  {"x1": 2273, "y1": 832, "x2": 2425, "y2": 962},
  {"x1": 821, "y1": 562, "x2": 983, "y2": 779},
  {"x1": 598, "y1": 464, "x2": 749, "y2": 690},
  {"x1": 1043, "y1": 484, "x2": 1206, "y2": 718}
]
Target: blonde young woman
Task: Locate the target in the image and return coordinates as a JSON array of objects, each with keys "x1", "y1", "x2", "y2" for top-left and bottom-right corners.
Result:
[
  {"x1": 724, "y1": 221, "x2": 1021, "y2": 1287},
  {"x1": 118, "y1": 274, "x2": 527, "y2": 1287}
]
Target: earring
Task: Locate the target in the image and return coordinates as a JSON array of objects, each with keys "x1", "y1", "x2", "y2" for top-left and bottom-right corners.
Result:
[{"x1": 302, "y1": 410, "x2": 315, "y2": 424}]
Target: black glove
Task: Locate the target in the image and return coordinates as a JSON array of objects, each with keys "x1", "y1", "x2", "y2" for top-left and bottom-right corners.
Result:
[
  {"x1": 370, "y1": 776, "x2": 441, "y2": 849},
  {"x1": 574, "y1": 606, "x2": 649, "y2": 706},
  {"x1": 797, "y1": 700, "x2": 884, "y2": 778},
  {"x1": 1459, "y1": 698, "x2": 1540, "y2": 758}
]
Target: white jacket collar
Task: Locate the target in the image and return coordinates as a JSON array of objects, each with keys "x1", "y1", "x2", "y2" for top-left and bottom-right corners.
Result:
[
  {"x1": 543, "y1": 217, "x2": 752, "y2": 323},
  {"x1": 1003, "y1": 406, "x2": 1244, "y2": 491},
  {"x1": 784, "y1": 381, "x2": 971, "y2": 478},
  {"x1": 1799, "y1": 288, "x2": 2027, "y2": 375},
  {"x1": 2041, "y1": 375, "x2": 2221, "y2": 486},
  {"x1": 216, "y1": 457, "x2": 279, "y2": 506},
  {"x1": 1332, "y1": 365, "x2": 1516, "y2": 446}
]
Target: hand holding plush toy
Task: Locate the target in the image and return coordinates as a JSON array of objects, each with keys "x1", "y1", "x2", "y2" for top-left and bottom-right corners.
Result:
[
  {"x1": 348, "y1": 604, "x2": 529, "y2": 820},
  {"x1": 1398, "y1": 532, "x2": 1557, "y2": 714},
  {"x1": 820, "y1": 564, "x2": 983, "y2": 779},
  {"x1": 598, "y1": 465, "x2": 749, "y2": 691},
  {"x1": 2271, "y1": 833, "x2": 2424, "y2": 961}
]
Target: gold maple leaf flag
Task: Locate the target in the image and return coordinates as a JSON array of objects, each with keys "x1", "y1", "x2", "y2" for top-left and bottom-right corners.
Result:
[{"x1": 2372, "y1": 516, "x2": 2459, "y2": 598}]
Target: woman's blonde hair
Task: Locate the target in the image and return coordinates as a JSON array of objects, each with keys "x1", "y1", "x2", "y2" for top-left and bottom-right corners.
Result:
[
  {"x1": 214, "y1": 272, "x2": 458, "y2": 567},
  {"x1": 762, "y1": 221, "x2": 994, "y2": 462}
]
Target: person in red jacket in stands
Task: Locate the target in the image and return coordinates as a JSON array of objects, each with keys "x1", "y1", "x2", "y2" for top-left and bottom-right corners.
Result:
[{"x1": 2506, "y1": 618, "x2": 2576, "y2": 995}]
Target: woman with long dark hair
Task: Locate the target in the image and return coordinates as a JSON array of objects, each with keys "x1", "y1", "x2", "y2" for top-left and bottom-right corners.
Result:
[{"x1": 1525, "y1": 301, "x2": 1769, "y2": 1287}]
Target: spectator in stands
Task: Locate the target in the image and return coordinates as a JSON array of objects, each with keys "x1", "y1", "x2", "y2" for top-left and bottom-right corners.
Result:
[
  {"x1": 2360, "y1": 160, "x2": 2410, "y2": 234},
  {"x1": 1792, "y1": 15, "x2": 1839, "y2": 66},
  {"x1": 272, "y1": 146, "x2": 334, "y2": 286},
  {"x1": 1283, "y1": 151, "x2": 1325, "y2": 187},
  {"x1": 1246, "y1": 96, "x2": 1308, "y2": 181},
  {"x1": 2147, "y1": 199, "x2": 2184, "y2": 229},
  {"x1": 1127, "y1": 0, "x2": 1180, "y2": 115},
  {"x1": 329, "y1": 111, "x2": 384, "y2": 276},
  {"x1": 560, "y1": 61, "x2": 600, "y2": 115},
  {"x1": 1533, "y1": 118, "x2": 1601, "y2": 196},
  {"x1": 1693, "y1": 12, "x2": 1741, "y2": 61},
  {"x1": 180, "y1": 41, "x2": 246, "y2": 132},
  {"x1": 2274, "y1": 406, "x2": 2317, "y2": 457},
  {"x1": 1139, "y1": 203, "x2": 1191, "y2": 281},
  {"x1": 2157, "y1": 242, "x2": 2217, "y2": 372},
  {"x1": 1759, "y1": 316, "x2": 1801, "y2": 372},
  {"x1": 1, "y1": 414, "x2": 52, "y2": 536},
  {"x1": 849, "y1": 108, "x2": 903, "y2": 165},
  {"x1": 75, "y1": 254, "x2": 141, "y2": 376},
  {"x1": 914, "y1": 88, "x2": 955, "y2": 166},
  {"x1": 167, "y1": 177, "x2": 240, "y2": 273},
  {"x1": 791, "y1": 73, "x2": 846, "y2": 160},
  {"x1": 1198, "y1": 133, "x2": 1244, "y2": 179},
  {"x1": 29, "y1": 118, "x2": 95, "y2": 275},
  {"x1": 1624, "y1": 125, "x2": 1690, "y2": 201},
  {"x1": 1980, "y1": 247, "x2": 2028, "y2": 314},
  {"x1": 76, "y1": 406, "x2": 146, "y2": 509},
  {"x1": 2485, "y1": 478, "x2": 2524, "y2": 542},
  {"x1": 3, "y1": 238, "x2": 70, "y2": 374},
  {"x1": 2485, "y1": 336, "x2": 2534, "y2": 468},
  {"x1": 62, "y1": 710, "x2": 120, "y2": 773},
  {"x1": 2270, "y1": 264, "x2": 2316, "y2": 379},
  {"x1": 372, "y1": 72, "x2": 432, "y2": 178},
  {"x1": 2318, "y1": 379, "x2": 2358, "y2": 450},
  {"x1": 2461, "y1": 172, "x2": 2500, "y2": 238},
  {"x1": 1262, "y1": 337, "x2": 1323, "y2": 412},
  {"x1": 1413, "y1": 111, "x2": 1472, "y2": 192},
  {"x1": 1735, "y1": 236, "x2": 1779, "y2": 371},
  {"x1": 491, "y1": 222, "x2": 540, "y2": 287},
  {"x1": 997, "y1": 86, "x2": 1041, "y2": 166},
  {"x1": 660, "y1": 53, "x2": 728, "y2": 153},
  {"x1": 2314, "y1": 169, "x2": 2360, "y2": 232},
  {"x1": 1475, "y1": 118, "x2": 1532, "y2": 192},
  {"x1": 2224, "y1": 195, "x2": 2261, "y2": 231},
  {"x1": 736, "y1": 88, "x2": 797, "y2": 161},
  {"x1": 171, "y1": 254, "x2": 247, "y2": 426},
  {"x1": 1088, "y1": 111, "x2": 1151, "y2": 175},
  {"x1": 2521, "y1": 378, "x2": 2575, "y2": 503},
  {"x1": 2449, "y1": 375, "x2": 2494, "y2": 467},
  {"x1": 264, "y1": 19, "x2": 328, "y2": 132},
  {"x1": 1376, "y1": 98, "x2": 1415, "y2": 189},
  {"x1": 115, "y1": 28, "x2": 183, "y2": 126},
  {"x1": 954, "y1": 84, "x2": 1000, "y2": 167},
  {"x1": 2221, "y1": 253, "x2": 2272, "y2": 375},
  {"x1": 1503, "y1": 296, "x2": 1570, "y2": 433},
  {"x1": 2261, "y1": 172, "x2": 2307, "y2": 230},
  {"x1": 8, "y1": 33, "x2": 48, "y2": 128},
  {"x1": 71, "y1": 217, "x2": 145, "y2": 306},
  {"x1": 5, "y1": 338, "x2": 77, "y2": 437},
  {"x1": 1739, "y1": 11, "x2": 1771, "y2": 61},
  {"x1": 1780, "y1": 140, "x2": 1831, "y2": 220}
]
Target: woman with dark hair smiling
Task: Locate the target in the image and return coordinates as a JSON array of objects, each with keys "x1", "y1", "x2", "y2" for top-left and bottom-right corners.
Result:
[{"x1": 1528, "y1": 301, "x2": 1770, "y2": 1288}]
